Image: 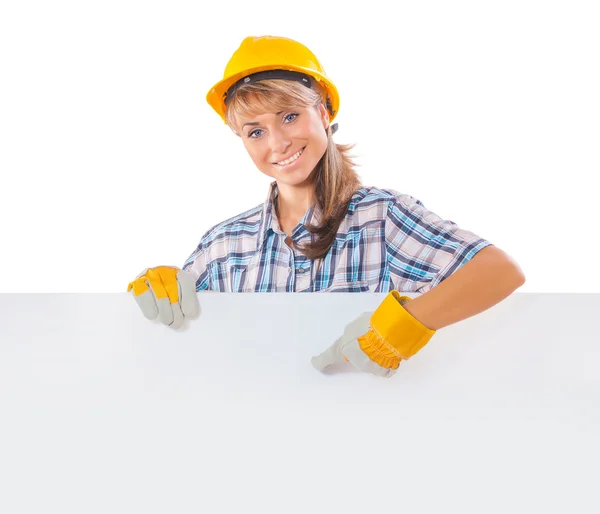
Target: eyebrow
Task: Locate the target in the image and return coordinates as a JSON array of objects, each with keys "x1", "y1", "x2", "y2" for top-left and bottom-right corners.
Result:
[{"x1": 242, "y1": 111, "x2": 284, "y2": 130}]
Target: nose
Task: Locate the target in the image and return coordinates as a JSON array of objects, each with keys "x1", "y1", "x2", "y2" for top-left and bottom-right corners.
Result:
[{"x1": 268, "y1": 127, "x2": 292, "y2": 159}]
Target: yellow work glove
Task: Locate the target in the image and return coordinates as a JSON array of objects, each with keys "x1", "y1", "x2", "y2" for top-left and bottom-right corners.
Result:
[
  {"x1": 127, "y1": 266, "x2": 199, "y2": 329},
  {"x1": 311, "y1": 291, "x2": 436, "y2": 378}
]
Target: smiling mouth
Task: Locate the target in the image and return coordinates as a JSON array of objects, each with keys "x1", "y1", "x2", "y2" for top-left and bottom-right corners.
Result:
[{"x1": 274, "y1": 147, "x2": 305, "y2": 166}]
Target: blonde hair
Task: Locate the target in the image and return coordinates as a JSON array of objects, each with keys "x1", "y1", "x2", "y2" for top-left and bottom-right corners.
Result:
[{"x1": 225, "y1": 79, "x2": 362, "y2": 260}]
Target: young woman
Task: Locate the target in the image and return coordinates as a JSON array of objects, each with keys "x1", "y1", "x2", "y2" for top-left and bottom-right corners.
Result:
[{"x1": 128, "y1": 35, "x2": 526, "y2": 378}]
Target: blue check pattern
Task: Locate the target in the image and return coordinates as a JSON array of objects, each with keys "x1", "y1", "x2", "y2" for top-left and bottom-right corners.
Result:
[{"x1": 182, "y1": 181, "x2": 493, "y2": 293}]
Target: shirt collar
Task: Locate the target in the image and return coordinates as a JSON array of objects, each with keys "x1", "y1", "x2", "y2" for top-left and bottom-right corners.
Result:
[{"x1": 256, "y1": 181, "x2": 323, "y2": 251}]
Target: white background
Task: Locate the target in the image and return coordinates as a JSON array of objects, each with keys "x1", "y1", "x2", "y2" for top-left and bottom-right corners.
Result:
[{"x1": 1, "y1": 0, "x2": 599, "y2": 292}]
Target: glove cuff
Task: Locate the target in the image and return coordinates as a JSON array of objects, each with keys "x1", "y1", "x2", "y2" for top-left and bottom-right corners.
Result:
[
  {"x1": 357, "y1": 331, "x2": 402, "y2": 370},
  {"x1": 369, "y1": 291, "x2": 436, "y2": 359}
]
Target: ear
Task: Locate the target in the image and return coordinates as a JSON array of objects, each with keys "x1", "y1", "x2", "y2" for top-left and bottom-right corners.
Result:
[{"x1": 318, "y1": 103, "x2": 330, "y2": 130}]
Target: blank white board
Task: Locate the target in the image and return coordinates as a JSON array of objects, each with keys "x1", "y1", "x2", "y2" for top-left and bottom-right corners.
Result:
[{"x1": 1, "y1": 293, "x2": 598, "y2": 513}]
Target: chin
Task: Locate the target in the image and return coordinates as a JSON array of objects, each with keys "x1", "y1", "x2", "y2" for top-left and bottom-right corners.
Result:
[{"x1": 279, "y1": 167, "x2": 316, "y2": 185}]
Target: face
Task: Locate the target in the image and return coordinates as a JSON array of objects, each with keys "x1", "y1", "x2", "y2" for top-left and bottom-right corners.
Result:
[{"x1": 236, "y1": 103, "x2": 330, "y2": 189}]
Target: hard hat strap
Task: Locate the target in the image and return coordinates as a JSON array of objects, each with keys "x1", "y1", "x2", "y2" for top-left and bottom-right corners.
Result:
[
  {"x1": 224, "y1": 69, "x2": 336, "y2": 123},
  {"x1": 224, "y1": 70, "x2": 313, "y2": 106}
]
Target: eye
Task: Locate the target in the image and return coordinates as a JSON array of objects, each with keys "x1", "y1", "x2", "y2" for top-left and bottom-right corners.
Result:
[{"x1": 247, "y1": 113, "x2": 299, "y2": 139}]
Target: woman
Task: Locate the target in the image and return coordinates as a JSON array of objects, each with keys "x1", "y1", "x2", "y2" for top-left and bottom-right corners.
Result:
[{"x1": 128, "y1": 35, "x2": 525, "y2": 377}]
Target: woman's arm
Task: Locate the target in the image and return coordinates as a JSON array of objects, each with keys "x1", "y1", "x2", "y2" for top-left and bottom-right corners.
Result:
[{"x1": 402, "y1": 246, "x2": 526, "y2": 330}]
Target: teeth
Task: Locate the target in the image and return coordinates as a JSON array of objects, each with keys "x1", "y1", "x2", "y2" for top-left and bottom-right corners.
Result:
[{"x1": 277, "y1": 148, "x2": 303, "y2": 165}]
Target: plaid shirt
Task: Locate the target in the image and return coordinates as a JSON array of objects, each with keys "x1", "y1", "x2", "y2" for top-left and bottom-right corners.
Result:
[{"x1": 182, "y1": 181, "x2": 493, "y2": 293}]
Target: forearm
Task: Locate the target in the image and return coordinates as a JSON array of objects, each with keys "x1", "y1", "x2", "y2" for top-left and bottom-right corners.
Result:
[{"x1": 402, "y1": 246, "x2": 526, "y2": 331}]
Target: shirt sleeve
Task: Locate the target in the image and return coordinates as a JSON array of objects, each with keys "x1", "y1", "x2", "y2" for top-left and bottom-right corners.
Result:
[
  {"x1": 384, "y1": 191, "x2": 494, "y2": 293},
  {"x1": 182, "y1": 239, "x2": 212, "y2": 292}
]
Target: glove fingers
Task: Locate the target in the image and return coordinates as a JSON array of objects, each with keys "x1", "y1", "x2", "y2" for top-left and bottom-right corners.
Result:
[
  {"x1": 344, "y1": 312, "x2": 372, "y2": 338},
  {"x1": 311, "y1": 336, "x2": 347, "y2": 371},
  {"x1": 145, "y1": 268, "x2": 177, "y2": 326},
  {"x1": 156, "y1": 297, "x2": 174, "y2": 326},
  {"x1": 342, "y1": 339, "x2": 398, "y2": 378},
  {"x1": 129, "y1": 267, "x2": 192, "y2": 328},
  {"x1": 157, "y1": 267, "x2": 180, "y2": 305},
  {"x1": 145, "y1": 268, "x2": 170, "y2": 300},
  {"x1": 170, "y1": 302, "x2": 185, "y2": 329},
  {"x1": 176, "y1": 270, "x2": 200, "y2": 319},
  {"x1": 132, "y1": 287, "x2": 159, "y2": 320},
  {"x1": 128, "y1": 273, "x2": 160, "y2": 320},
  {"x1": 312, "y1": 313, "x2": 373, "y2": 372}
]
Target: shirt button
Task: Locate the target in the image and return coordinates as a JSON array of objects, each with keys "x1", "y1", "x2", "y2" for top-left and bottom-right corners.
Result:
[{"x1": 298, "y1": 268, "x2": 306, "y2": 274}]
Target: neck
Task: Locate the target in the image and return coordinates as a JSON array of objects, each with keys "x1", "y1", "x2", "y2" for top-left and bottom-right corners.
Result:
[{"x1": 275, "y1": 181, "x2": 316, "y2": 222}]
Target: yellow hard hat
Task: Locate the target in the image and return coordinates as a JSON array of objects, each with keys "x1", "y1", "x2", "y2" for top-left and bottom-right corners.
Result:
[{"x1": 206, "y1": 35, "x2": 340, "y2": 125}]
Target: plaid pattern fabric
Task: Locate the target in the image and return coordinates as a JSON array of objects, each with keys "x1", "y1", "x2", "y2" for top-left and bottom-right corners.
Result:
[{"x1": 182, "y1": 181, "x2": 493, "y2": 293}]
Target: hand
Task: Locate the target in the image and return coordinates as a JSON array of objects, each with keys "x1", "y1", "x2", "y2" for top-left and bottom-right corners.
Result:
[
  {"x1": 311, "y1": 311, "x2": 400, "y2": 378},
  {"x1": 127, "y1": 266, "x2": 199, "y2": 329},
  {"x1": 311, "y1": 291, "x2": 437, "y2": 378}
]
